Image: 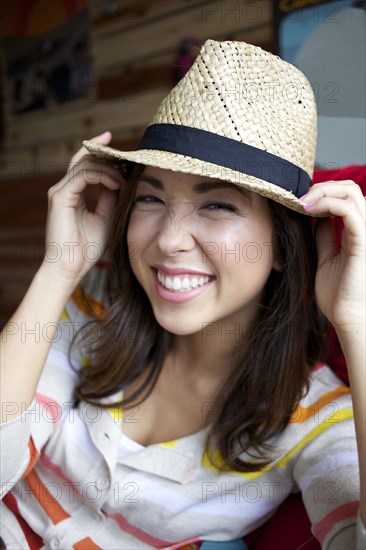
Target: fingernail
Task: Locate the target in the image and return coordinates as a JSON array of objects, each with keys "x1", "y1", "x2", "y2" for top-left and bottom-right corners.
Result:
[{"x1": 299, "y1": 193, "x2": 315, "y2": 206}]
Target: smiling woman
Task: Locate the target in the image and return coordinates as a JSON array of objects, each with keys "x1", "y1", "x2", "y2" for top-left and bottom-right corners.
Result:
[
  {"x1": 1, "y1": 40, "x2": 365, "y2": 550},
  {"x1": 74, "y1": 161, "x2": 325, "y2": 464},
  {"x1": 127, "y1": 166, "x2": 277, "y2": 332}
]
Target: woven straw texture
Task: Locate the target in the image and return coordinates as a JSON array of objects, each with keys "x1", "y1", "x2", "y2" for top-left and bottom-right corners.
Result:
[{"x1": 83, "y1": 40, "x2": 318, "y2": 215}]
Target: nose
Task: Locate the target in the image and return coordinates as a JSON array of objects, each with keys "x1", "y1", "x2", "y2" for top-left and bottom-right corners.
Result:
[{"x1": 156, "y1": 210, "x2": 196, "y2": 256}]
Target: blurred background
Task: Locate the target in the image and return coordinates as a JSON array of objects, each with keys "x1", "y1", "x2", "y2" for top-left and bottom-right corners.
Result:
[{"x1": 0, "y1": 0, "x2": 365, "y2": 327}]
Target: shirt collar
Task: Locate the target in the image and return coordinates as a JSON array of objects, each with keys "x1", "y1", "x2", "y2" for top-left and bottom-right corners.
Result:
[
  {"x1": 117, "y1": 427, "x2": 210, "y2": 484},
  {"x1": 82, "y1": 401, "x2": 211, "y2": 484}
]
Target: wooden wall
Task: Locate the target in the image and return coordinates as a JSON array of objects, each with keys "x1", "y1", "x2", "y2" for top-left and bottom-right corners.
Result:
[{"x1": 0, "y1": 0, "x2": 273, "y2": 327}]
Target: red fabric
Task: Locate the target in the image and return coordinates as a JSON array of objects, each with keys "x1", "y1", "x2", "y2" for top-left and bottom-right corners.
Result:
[
  {"x1": 3, "y1": 493, "x2": 43, "y2": 549},
  {"x1": 244, "y1": 493, "x2": 320, "y2": 549}
]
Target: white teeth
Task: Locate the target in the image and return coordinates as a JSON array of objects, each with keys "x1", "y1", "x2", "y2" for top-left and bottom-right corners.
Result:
[
  {"x1": 172, "y1": 277, "x2": 182, "y2": 290},
  {"x1": 182, "y1": 277, "x2": 190, "y2": 289},
  {"x1": 165, "y1": 276, "x2": 173, "y2": 289},
  {"x1": 191, "y1": 277, "x2": 198, "y2": 288},
  {"x1": 156, "y1": 270, "x2": 211, "y2": 292}
]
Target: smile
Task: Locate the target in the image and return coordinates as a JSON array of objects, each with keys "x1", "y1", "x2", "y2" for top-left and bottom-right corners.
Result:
[
  {"x1": 152, "y1": 268, "x2": 216, "y2": 304},
  {"x1": 157, "y1": 270, "x2": 213, "y2": 292}
]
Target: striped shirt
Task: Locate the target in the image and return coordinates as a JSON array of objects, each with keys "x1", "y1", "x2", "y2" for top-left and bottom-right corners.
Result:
[{"x1": 1, "y1": 265, "x2": 365, "y2": 549}]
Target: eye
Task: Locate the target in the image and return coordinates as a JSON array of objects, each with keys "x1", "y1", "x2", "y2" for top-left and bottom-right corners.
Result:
[
  {"x1": 134, "y1": 194, "x2": 163, "y2": 204},
  {"x1": 203, "y1": 202, "x2": 238, "y2": 213}
]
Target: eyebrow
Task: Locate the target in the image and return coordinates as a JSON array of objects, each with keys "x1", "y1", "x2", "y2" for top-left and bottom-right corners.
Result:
[{"x1": 138, "y1": 175, "x2": 251, "y2": 199}]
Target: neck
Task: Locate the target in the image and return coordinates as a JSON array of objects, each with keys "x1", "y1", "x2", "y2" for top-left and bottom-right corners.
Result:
[{"x1": 168, "y1": 322, "x2": 249, "y2": 393}]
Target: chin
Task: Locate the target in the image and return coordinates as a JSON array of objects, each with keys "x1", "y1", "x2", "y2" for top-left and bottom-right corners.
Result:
[{"x1": 152, "y1": 310, "x2": 201, "y2": 336}]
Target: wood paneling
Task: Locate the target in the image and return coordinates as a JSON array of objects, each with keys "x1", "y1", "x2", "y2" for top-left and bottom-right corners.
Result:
[
  {"x1": 1, "y1": 0, "x2": 273, "y2": 324},
  {"x1": 92, "y1": 0, "x2": 271, "y2": 73},
  {"x1": 4, "y1": 88, "x2": 169, "y2": 150},
  {"x1": 91, "y1": 0, "x2": 204, "y2": 31}
]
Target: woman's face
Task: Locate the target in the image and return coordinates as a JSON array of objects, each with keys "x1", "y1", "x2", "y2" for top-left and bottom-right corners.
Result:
[{"x1": 127, "y1": 166, "x2": 278, "y2": 336}]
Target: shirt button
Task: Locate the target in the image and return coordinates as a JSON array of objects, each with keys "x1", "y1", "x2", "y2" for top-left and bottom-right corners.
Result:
[
  {"x1": 97, "y1": 476, "x2": 109, "y2": 489},
  {"x1": 50, "y1": 537, "x2": 61, "y2": 549}
]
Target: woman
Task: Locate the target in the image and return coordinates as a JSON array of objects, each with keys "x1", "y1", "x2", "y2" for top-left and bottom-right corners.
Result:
[{"x1": 1, "y1": 40, "x2": 365, "y2": 549}]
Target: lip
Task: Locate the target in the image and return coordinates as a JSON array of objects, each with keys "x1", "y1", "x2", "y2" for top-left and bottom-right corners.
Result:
[
  {"x1": 152, "y1": 268, "x2": 215, "y2": 304},
  {"x1": 152, "y1": 263, "x2": 214, "y2": 277}
]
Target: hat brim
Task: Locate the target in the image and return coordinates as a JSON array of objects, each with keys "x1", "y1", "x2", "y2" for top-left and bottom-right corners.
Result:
[{"x1": 83, "y1": 140, "x2": 323, "y2": 217}]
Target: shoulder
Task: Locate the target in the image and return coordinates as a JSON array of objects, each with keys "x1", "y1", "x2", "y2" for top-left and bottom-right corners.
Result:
[
  {"x1": 288, "y1": 363, "x2": 353, "y2": 437},
  {"x1": 300, "y1": 363, "x2": 352, "y2": 412},
  {"x1": 271, "y1": 364, "x2": 354, "y2": 460}
]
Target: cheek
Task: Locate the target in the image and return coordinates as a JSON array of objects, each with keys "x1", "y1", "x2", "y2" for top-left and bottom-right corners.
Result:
[
  {"x1": 201, "y1": 222, "x2": 245, "y2": 253},
  {"x1": 127, "y1": 209, "x2": 161, "y2": 241},
  {"x1": 128, "y1": 204, "x2": 156, "y2": 233},
  {"x1": 206, "y1": 221, "x2": 274, "y2": 267}
]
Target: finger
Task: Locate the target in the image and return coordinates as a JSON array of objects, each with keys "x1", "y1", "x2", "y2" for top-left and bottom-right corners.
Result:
[
  {"x1": 314, "y1": 218, "x2": 338, "y2": 267},
  {"x1": 49, "y1": 170, "x2": 122, "y2": 211},
  {"x1": 70, "y1": 169, "x2": 122, "y2": 197},
  {"x1": 302, "y1": 196, "x2": 365, "y2": 242},
  {"x1": 72, "y1": 161, "x2": 124, "y2": 188},
  {"x1": 48, "y1": 134, "x2": 117, "y2": 196},
  {"x1": 301, "y1": 180, "x2": 365, "y2": 217},
  {"x1": 69, "y1": 131, "x2": 112, "y2": 166}
]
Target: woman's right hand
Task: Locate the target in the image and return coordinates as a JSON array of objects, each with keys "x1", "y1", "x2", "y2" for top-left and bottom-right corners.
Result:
[
  {"x1": 40, "y1": 131, "x2": 123, "y2": 289},
  {"x1": 0, "y1": 132, "x2": 124, "y2": 423}
]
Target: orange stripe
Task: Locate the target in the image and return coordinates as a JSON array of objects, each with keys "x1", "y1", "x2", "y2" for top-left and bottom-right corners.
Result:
[
  {"x1": 74, "y1": 538, "x2": 102, "y2": 549},
  {"x1": 26, "y1": 469, "x2": 70, "y2": 524},
  {"x1": 72, "y1": 285, "x2": 105, "y2": 317},
  {"x1": 21, "y1": 437, "x2": 40, "y2": 480},
  {"x1": 314, "y1": 500, "x2": 360, "y2": 544},
  {"x1": 290, "y1": 385, "x2": 350, "y2": 423}
]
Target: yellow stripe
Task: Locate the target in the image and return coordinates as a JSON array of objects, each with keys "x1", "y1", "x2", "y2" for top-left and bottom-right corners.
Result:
[
  {"x1": 202, "y1": 409, "x2": 354, "y2": 479},
  {"x1": 81, "y1": 356, "x2": 91, "y2": 368},
  {"x1": 158, "y1": 440, "x2": 178, "y2": 448},
  {"x1": 108, "y1": 406, "x2": 123, "y2": 422},
  {"x1": 201, "y1": 449, "x2": 271, "y2": 480},
  {"x1": 277, "y1": 408, "x2": 353, "y2": 469},
  {"x1": 290, "y1": 385, "x2": 350, "y2": 423},
  {"x1": 60, "y1": 309, "x2": 70, "y2": 321}
]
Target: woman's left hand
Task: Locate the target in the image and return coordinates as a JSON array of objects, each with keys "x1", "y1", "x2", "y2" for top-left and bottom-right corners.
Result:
[
  {"x1": 303, "y1": 180, "x2": 366, "y2": 531},
  {"x1": 300, "y1": 180, "x2": 365, "y2": 338}
]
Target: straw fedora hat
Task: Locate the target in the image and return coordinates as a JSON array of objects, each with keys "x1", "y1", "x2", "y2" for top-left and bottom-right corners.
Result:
[{"x1": 83, "y1": 39, "x2": 318, "y2": 214}]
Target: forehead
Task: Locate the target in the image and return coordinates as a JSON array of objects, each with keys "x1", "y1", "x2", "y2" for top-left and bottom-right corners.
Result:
[{"x1": 139, "y1": 165, "x2": 253, "y2": 199}]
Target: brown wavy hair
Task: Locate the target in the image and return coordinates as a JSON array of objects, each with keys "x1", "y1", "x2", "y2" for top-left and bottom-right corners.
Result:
[{"x1": 72, "y1": 161, "x2": 328, "y2": 472}]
